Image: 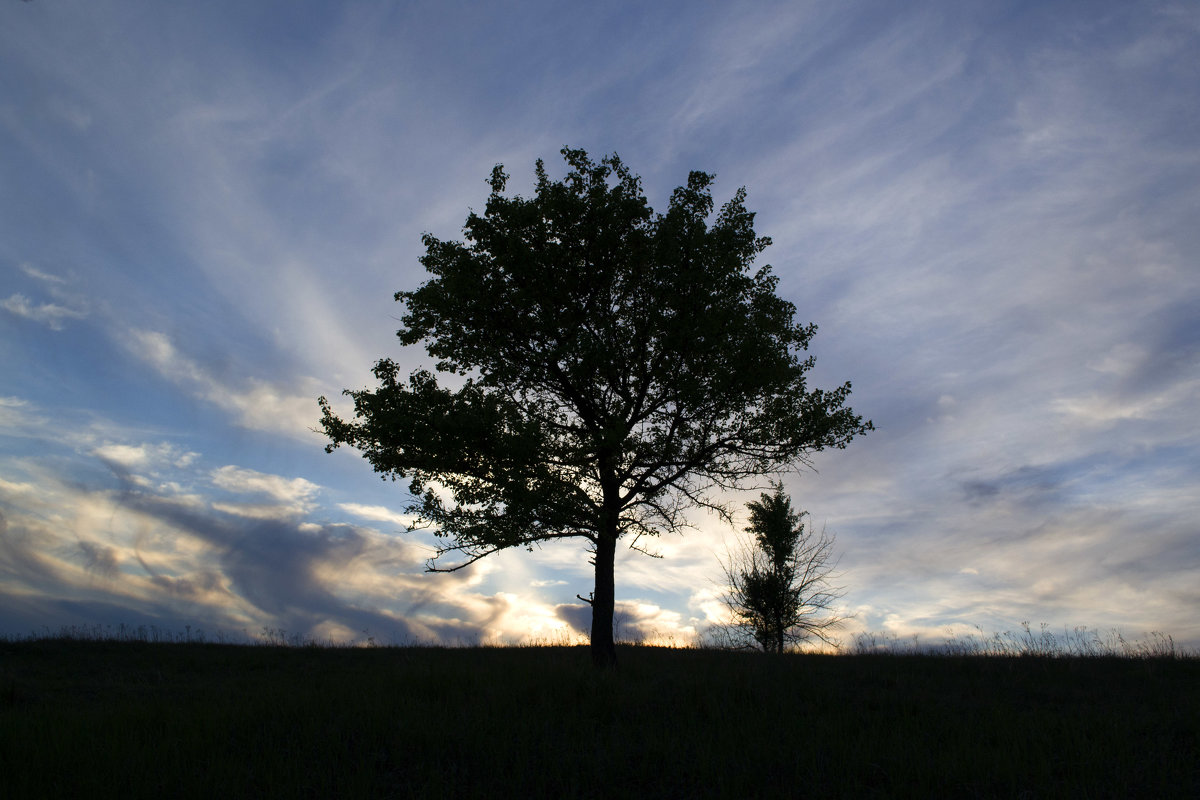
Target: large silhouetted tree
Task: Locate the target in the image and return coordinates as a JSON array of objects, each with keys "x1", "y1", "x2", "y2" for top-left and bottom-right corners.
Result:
[
  {"x1": 319, "y1": 148, "x2": 871, "y2": 668},
  {"x1": 721, "y1": 486, "x2": 845, "y2": 653}
]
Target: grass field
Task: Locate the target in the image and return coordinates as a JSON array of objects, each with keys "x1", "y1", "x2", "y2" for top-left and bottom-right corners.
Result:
[{"x1": 1, "y1": 633, "x2": 1197, "y2": 798}]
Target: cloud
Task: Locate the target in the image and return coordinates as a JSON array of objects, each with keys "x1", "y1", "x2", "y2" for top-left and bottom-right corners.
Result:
[
  {"x1": 0, "y1": 397, "x2": 40, "y2": 432},
  {"x1": 0, "y1": 415, "x2": 586, "y2": 646},
  {"x1": 209, "y1": 502, "x2": 308, "y2": 521},
  {"x1": 555, "y1": 599, "x2": 698, "y2": 646},
  {"x1": 92, "y1": 443, "x2": 155, "y2": 469},
  {"x1": 337, "y1": 503, "x2": 418, "y2": 528},
  {"x1": 77, "y1": 540, "x2": 119, "y2": 579},
  {"x1": 1050, "y1": 387, "x2": 1195, "y2": 427},
  {"x1": 1, "y1": 454, "x2": 436, "y2": 643},
  {"x1": 207, "y1": 465, "x2": 321, "y2": 521},
  {"x1": 211, "y1": 465, "x2": 319, "y2": 506},
  {"x1": 93, "y1": 442, "x2": 199, "y2": 472},
  {"x1": 19, "y1": 263, "x2": 67, "y2": 285},
  {"x1": 125, "y1": 329, "x2": 323, "y2": 440},
  {"x1": 2, "y1": 293, "x2": 87, "y2": 330}
]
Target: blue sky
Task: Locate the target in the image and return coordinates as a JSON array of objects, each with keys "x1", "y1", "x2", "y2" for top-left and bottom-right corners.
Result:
[{"x1": 2, "y1": 0, "x2": 1198, "y2": 648}]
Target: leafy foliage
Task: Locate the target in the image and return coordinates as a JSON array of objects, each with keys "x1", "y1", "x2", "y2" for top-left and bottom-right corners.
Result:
[{"x1": 319, "y1": 148, "x2": 871, "y2": 665}]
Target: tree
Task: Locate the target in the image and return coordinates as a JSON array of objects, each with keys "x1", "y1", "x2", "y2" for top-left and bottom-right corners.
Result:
[
  {"x1": 720, "y1": 486, "x2": 844, "y2": 653},
  {"x1": 318, "y1": 148, "x2": 872, "y2": 668}
]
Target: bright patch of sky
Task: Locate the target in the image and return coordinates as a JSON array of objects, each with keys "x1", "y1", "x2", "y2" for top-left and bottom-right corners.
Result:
[{"x1": 2, "y1": 0, "x2": 1197, "y2": 648}]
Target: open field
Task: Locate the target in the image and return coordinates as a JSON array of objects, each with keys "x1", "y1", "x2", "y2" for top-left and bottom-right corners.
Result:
[{"x1": 2, "y1": 637, "x2": 1197, "y2": 798}]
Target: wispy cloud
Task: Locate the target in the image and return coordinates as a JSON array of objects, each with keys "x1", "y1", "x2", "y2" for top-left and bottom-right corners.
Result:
[
  {"x1": 555, "y1": 599, "x2": 697, "y2": 646},
  {"x1": 0, "y1": 428, "x2": 552, "y2": 644},
  {"x1": 19, "y1": 263, "x2": 67, "y2": 285},
  {"x1": 124, "y1": 329, "x2": 322, "y2": 440},
  {"x1": 0, "y1": 397, "x2": 40, "y2": 431},
  {"x1": 93, "y1": 442, "x2": 198, "y2": 471},
  {"x1": 337, "y1": 503, "x2": 418, "y2": 529},
  {"x1": 1, "y1": 1, "x2": 1197, "y2": 648},
  {"x1": 2, "y1": 293, "x2": 86, "y2": 330},
  {"x1": 209, "y1": 465, "x2": 320, "y2": 520},
  {"x1": 211, "y1": 465, "x2": 319, "y2": 507}
]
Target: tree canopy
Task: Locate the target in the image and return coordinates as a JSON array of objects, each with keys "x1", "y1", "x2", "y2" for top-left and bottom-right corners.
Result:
[{"x1": 319, "y1": 148, "x2": 872, "y2": 667}]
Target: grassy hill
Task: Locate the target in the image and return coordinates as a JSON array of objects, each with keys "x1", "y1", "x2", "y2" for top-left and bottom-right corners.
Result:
[{"x1": 2, "y1": 637, "x2": 1197, "y2": 798}]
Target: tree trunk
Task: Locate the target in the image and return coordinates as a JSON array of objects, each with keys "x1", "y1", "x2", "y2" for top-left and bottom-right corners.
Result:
[{"x1": 590, "y1": 529, "x2": 618, "y2": 669}]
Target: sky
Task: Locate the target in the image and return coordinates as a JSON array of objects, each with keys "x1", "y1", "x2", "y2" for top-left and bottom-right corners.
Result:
[{"x1": 2, "y1": 0, "x2": 1198, "y2": 650}]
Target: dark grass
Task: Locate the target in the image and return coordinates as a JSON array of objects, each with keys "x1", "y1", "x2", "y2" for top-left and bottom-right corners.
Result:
[{"x1": 2, "y1": 638, "x2": 1197, "y2": 799}]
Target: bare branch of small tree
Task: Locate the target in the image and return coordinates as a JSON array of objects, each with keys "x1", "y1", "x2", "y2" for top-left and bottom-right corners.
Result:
[{"x1": 718, "y1": 484, "x2": 846, "y2": 653}]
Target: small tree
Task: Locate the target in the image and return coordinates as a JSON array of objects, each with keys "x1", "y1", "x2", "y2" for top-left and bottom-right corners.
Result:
[
  {"x1": 721, "y1": 486, "x2": 844, "y2": 653},
  {"x1": 319, "y1": 149, "x2": 871, "y2": 668}
]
